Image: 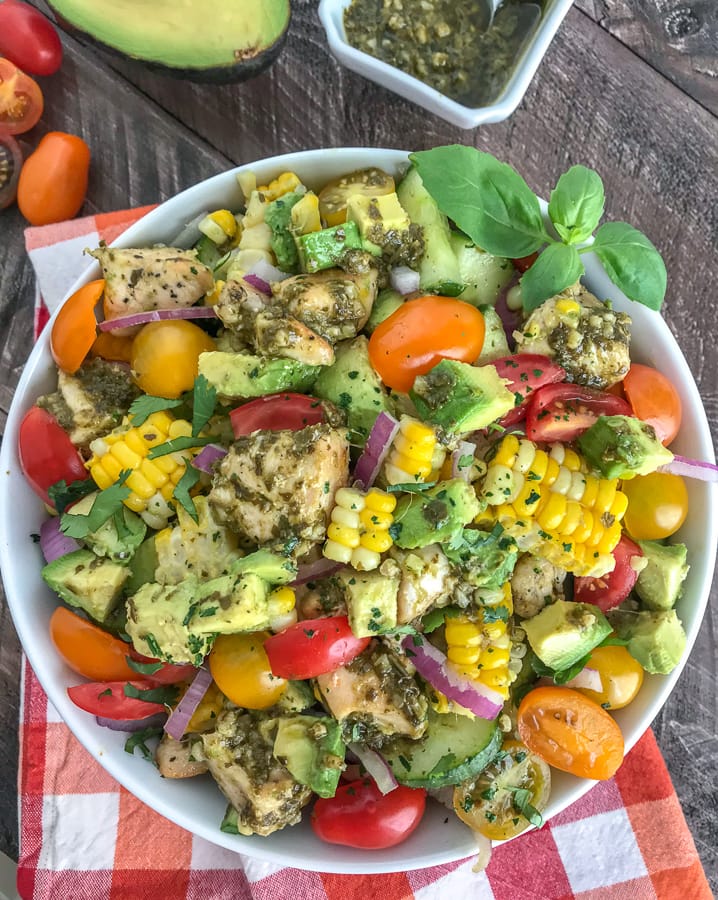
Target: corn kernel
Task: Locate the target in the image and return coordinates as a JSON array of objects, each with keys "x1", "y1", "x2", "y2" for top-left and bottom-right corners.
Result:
[
  {"x1": 351, "y1": 547, "x2": 382, "y2": 571},
  {"x1": 257, "y1": 172, "x2": 302, "y2": 201},
  {"x1": 364, "y1": 488, "x2": 397, "y2": 514},
  {"x1": 90, "y1": 464, "x2": 114, "y2": 490},
  {"x1": 168, "y1": 420, "x2": 193, "y2": 439},
  {"x1": 536, "y1": 492, "x2": 567, "y2": 531},
  {"x1": 332, "y1": 507, "x2": 361, "y2": 529},
  {"x1": 327, "y1": 522, "x2": 361, "y2": 548},
  {"x1": 323, "y1": 540, "x2": 353, "y2": 564},
  {"x1": 335, "y1": 487, "x2": 365, "y2": 511},
  {"x1": 391, "y1": 453, "x2": 432, "y2": 478},
  {"x1": 445, "y1": 621, "x2": 483, "y2": 646},
  {"x1": 399, "y1": 418, "x2": 435, "y2": 444},
  {"x1": 514, "y1": 439, "x2": 537, "y2": 474},
  {"x1": 268, "y1": 586, "x2": 296, "y2": 616},
  {"x1": 360, "y1": 530, "x2": 393, "y2": 553},
  {"x1": 447, "y1": 646, "x2": 481, "y2": 666},
  {"x1": 359, "y1": 508, "x2": 393, "y2": 530},
  {"x1": 493, "y1": 434, "x2": 520, "y2": 468}
]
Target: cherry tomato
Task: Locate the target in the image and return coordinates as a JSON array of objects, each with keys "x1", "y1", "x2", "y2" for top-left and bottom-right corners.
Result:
[
  {"x1": 130, "y1": 320, "x2": 215, "y2": 399},
  {"x1": 18, "y1": 406, "x2": 89, "y2": 505},
  {"x1": 525, "y1": 382, "x2": 633, "y2": 443},
  {"x1": 512, "y1": 252, "x2": 538, "y2": 273},
  {"x1": 50, "y1": 607, "x2": 137, "y2": 682},
  {"x1": 574, "y1": 534, "x2": 643, "y2": 612},
  {"x1": 318, "y1": 167, "x2": 395, "y2": 227},
  {"x1": 368, "y1": 295, "x2": 486, "y2": 393},
  {"x1": 622, "y1": 472, "x2": 688, "y2": 540},
  {"x1": 68, "y1": 680, "x2": 168, "y2": 720},
  {"x1": 623, "y1": 363, "x2": 682, "y2": 446},
  {"x1": 0, "y1": 2, "x2": 63, "y2": 75},
  {"x1": 264, "y1": 616, "x2": 371, "y2": 680},
  {"x1": 230, "y1": 393, "x2": 325, "y2": 437},
  {"x1": 50, "y1": 279, "x2": 103, "y2": 374},
  {"x1": 0, "y1": 57, "x2": 42, "y2": 135},
  {"x1": 311, "y1": 778, "x2": 426, "y2": 849},
  {"x1": 0, "y1": 129, "x2": 22, "y2": 209},
  {"x1": 127, "y1": 650, "x2": 197, "y2": 686},
  {"x1": 89, "y1": 331, "x2": 134, "y2": 364},
  {"x1": 17, "y1": 131, "x2": 90, "y2": 225},
  {"x1": 577, "y1": 645, "x2": 644, "y2": 710},
  {"x1": 492, "y1": 354, "x2": 566, "y2": 426},
  {"x1": 209, "y1": 632, "x2": 286, "y2": 709},
  {"x1": 517, "y1": 686, "x2": 624, "y2": 780}
]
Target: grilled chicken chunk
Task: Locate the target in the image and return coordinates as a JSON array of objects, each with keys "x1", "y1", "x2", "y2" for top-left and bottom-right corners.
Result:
[
  {"x1": 391, "y1": 544, "x2": 455, "y2": 625},
  {"x1": 202, "y1": 710, "x2": 312, "y2": 837},
  {"x1": 511, "y1": 554, "x2": 567, "y2": 619},
  {"x1": 209, "y1": 424, "x2": 350, "y2": 547},
  {"x1": 156, "y1": 735, "x2": 208, "y2": 779}
]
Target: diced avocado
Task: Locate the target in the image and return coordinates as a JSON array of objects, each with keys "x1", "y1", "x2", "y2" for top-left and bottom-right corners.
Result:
[
  {"x1": 313, "y1": 335, "x2": 394, "y2": 444},
  {"x1": 522, "y1": 599, "x2": 612, "y2": 671},
  {"x1": 475, "y1": 307, "x2": 510, "y2": 364},
  {"x1": 396, "y1": 166, "x2": 463, "y2": 296},
  {"x1": 613, "y1": 609, "x2": 687, "y2": 675},
  {"x1": 191, "y1": 572, "x2": 270, "y2": 636},
  {"x1": 449, "y1": 232, "x2": 513, "y2": 306},
  {"x1": 124, "y1": 536, "x2": 158, "y2": 595},
  {"x1": 264, "y1": 191, "x2": 302, "y2": 272},
  {"x1": 365, "y1": 288, "x2": 404, "y2": 333},
  {"x1": 410, "y1": 359, "x2": 515, "y2": 434},
  {"x1": 65, "y1": 493, "x2": 146, "y2": 562},
  {"x1": 42, "y1": 549, "x2": 129, "y2": 624},
  {"x1": 635, "y1": 541, "x2": 690, "y2": 611},
  {"x1": 297, "y1": 222, "x2": 363, "y2": 273},
  {"x1": 271, "y1": 680, "x2": 316, "y2": 713},
  {"x1": 346, "y1": 192, "x2": 414, "y2": 258},
  {"x1": 231, "y1": 548, "x2": 297, "y2": 585},
  {"x1": 338, "y1": 569, "x2": 400, "y2": 637},
  {"x1": 444, "y1": 526, "x2": 518, "y2": 591},
  {"x1": 392, "y1": 479, "x2": 481, "y2": 550},
  {"x1": 273, "y1": 715, "x2": 345, "y2": 797},
  {"x1": 198, "y1": 351, "x2": 321, "y2": 399},
  {"x1": 577, "y1": 415, "x2": 674, "y2": 480}
]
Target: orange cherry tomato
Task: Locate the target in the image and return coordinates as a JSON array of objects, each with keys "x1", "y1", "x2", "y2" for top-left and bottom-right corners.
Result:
[
  {"x1": 0, "y1": 57, "x2": 43, "y2": 135},
  {"x1": 368, "y1": 295, "x2": 485, "y2": 392},
  {"x1": 517, "y1": 686, "x2": 624, "y2": 780},
  {"x1": 623, "y1": 363, "x2": 682, "y2": 445},
  {"x1": 50, "y1": 279, "x2": 104, "y2": 374},
  {"x1": 622, "y1": 471, "x2": 688, "y2": 540},
  {"x1": 50, "y1": 606, "x2": 137, "y2": 682},
  {"x1": 131, "y1": 319, "x2": 216, "y2": 398},
  {"x1": 576, "y1": 645, "x2": 644, "y2": 711},
  {"x1": 17, "y1": 131, "x2": 90, "y2": 225},
  {"x1": 89, "y1": 331, "x2": 135, "y2": 364}
]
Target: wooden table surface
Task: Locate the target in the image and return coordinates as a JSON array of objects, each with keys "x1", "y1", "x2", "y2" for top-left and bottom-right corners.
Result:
[{"x1": 1, "y1": 0, "x2": 717, "y2": 886}]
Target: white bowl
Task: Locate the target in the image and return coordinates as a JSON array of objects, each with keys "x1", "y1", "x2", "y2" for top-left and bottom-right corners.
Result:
[
  {"x1": 1, "y1": 148, "x2": 716, "y2": 874},
  {"x1": 318, "y1": 0, "x2": 575, "y2": 129}
]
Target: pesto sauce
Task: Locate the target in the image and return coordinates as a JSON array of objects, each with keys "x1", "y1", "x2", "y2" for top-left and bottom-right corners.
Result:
[{"x1": 343, "y1": 0, "x2": 543, "y2": 106}]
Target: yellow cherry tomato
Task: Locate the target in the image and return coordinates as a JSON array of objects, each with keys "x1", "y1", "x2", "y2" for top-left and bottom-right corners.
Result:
[
  {"x1": 576, "y1": 645, "x2": 644, "y2": 711},
  {"x1": 622, "y1": 472, "x2": 688, "y2": 540},
  {"x1": 130, "y1": 320, "x2": 215, "y2": 398},
  {"x1": 209, "y1": 632, "x2": 286, "y2": 709}
]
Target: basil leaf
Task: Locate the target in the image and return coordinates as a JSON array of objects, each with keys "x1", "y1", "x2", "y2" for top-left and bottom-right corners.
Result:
[
  {"x1": 173, "y1": 463, "x2": 200, "y2": 522},
  {"x1": 47, "y1": 477, "x2": 96, "y2": 514},
  {"x1": 60, "y1": 472, "x2": 131, "y2": 539},
  {"x1": 128, "y1": 394, "x2": 184, "y2": 427},
  {"x1": 591, "y1": 222, "x2": 666, "y2": 311},
  {"x1": 520, "y1": 243, "x2": 584, "y2": 310},
  {"x1": 548, "y1": 166, "x2": 605, "y2": 244},
  {"x1": 410, "y1": 146, "x2": 551, "y2": 257},
  {"x1": 191, "y1": 374, "x2": 217, "y2": 437}
]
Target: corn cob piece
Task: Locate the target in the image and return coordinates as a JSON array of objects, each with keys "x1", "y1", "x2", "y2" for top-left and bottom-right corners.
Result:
[
  {"x1": 290, "y1": 193, "x2": 322, "y2": 235},
  {"x1": 322, "y1": 486, "x2": 397, "y2": 571},
  {"x1": 384, "y1": 416, "x2": 441, "y2": 486},
  {"x1": 479, "y1": 435, "x2": 628, "y2": 577},
  {"x1": 198, "y1": 209, "x2": 238, "y2": 245},
  {"x1": 257, "y1": 172, "x2": 302, "y2": 201}
]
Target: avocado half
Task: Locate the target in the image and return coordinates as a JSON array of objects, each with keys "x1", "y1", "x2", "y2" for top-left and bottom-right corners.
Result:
[{"x1": 47, "y1": 0, "x2": 291, "y2": 83}]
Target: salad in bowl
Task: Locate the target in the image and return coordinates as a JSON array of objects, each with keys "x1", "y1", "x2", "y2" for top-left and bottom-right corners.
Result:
[{"x1": 1, "y1": 146, "x2": 716, "y2": 873}]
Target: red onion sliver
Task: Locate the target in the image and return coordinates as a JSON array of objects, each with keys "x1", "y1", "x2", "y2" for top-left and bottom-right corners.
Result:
[
  {"x1": 494, "y1": 274, "x2": 521, "y2": 350},
  {"x1": 347, "y1": 742, "x2": 398, "y2": 794},
  {"x1": 164, "y1": 665, "x2": 213, "y2": 740},
  {"x1": 40, "y1": 516, "x2": 80, "y2": 563},
  {"x1": 191, "y1": 443, "x2": 227, "y2": 473},
  {"x1": 243, "y1": 273, "x2": 271, "y2": 295},
  {"x1": 96, "y1": 712, "x2": 167, "y2": 733},
  {"x1": 451, "y1": 441, "x2": 476, "y2": 482},
  {"x1": 99, "y1": 306, "x2": 218, "y2": 332},
  {"x1": 292, "y1": 557, "x2": 345, "y2": 586},
  {"x1": 659, "y1": 454, "x2": 718, "y2": 482},
  {"x1": 538, "y1": 667, "x2": 602, "y2": 693},
  {"x1": 389, "y1": 266, "x2": 420, "y2": 296},
  {"x1": 246, "y1": 258, "x2": 291, "y2": 284},
  {"x1": 354, "y1": 411, "x2": 400, "y2": 489},
  {"x1": 401, "y1": 635, "x2": 504, "y2": 720}
]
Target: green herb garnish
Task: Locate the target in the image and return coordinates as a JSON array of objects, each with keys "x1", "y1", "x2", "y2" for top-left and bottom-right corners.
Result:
[
  {"x1": 173, "y1": 462, "x2": 200, "y2": 522},
  {"x1": 60, "y1": 472, "x2": 131, "y2": 539},
  {"x1": 47, "y1": 478, "x2": 96, "y2": 514},
  {"x1": 128, "y1": 394, "x2": 184, "y2": 426},
  {"x1": 191, "y1": 374, "x2": 217, "y2": 437}
]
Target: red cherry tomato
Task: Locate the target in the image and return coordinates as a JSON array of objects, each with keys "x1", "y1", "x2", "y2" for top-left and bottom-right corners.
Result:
[
  {"x1": 51, "y1": 279, "x2": 103, "y2": 374},
  {"x1": 574, "y1": 534, "x2": 643, "y2": 612},
  {"x1": 526, "y1": 383, "x2": 633, "y2": 443},
  {"x1": 311, "y1": 778, "x2": 426, "y2": 849},
  {"x1": 230, "y1": 393, "x2": 325, "y2": 437},
  {"x1": 0, "y1": 57, "x2": 43, "y2": 135},
  {"x1": 0, "y1": 129, "x2": 22, "y2": 209},
  {"x1": 512, "y1": 252, "x2": 538, "y2": 273},
  {"x1": 128, "y1": 650, "x2": 198, "y2": 686},
  {"x1": 0, "y1": 1, "x2": 63, "y2": 75},
  {"x1": 18, "y1": 406, "x2": 89, "y2": 505},
  {"x1": 368, "y1": 295, "x2": 486, "y2": 393},
  {"x1": 264, "y1": 616, "x2": 371, "y2": 680},
  {"x1": 50, "y1": 607, "x2": 137, "y2": 682},
  {"x1": 622, "y1": 364, "x2": 682, "y2": 446},
  {"x1": 492, "y1": 354, "x2": 566, "y2": 426},
  {"x1": 67, "y1": 680, "x2": 167, "y2": 720}
]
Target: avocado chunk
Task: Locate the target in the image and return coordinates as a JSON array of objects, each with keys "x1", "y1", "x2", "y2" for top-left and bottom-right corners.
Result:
[
  {"x1": 46, "y1": 0, "x2": 290, "y2": 83},
  {"x1": 577, "y1": 415, "x2": 673, "y2": 480},
  {"x1": 475, "y1": 307, "x2": 510, "y2": 364},
  {"x1": 635, "y1": 541, "x2": 690, "y2": 611},
  {"x1": 265, "y1": 192, "x2": 303, "y2": 272},
  {"x1": 271, "y1": 680, "x2": 316, "y2": 713},
  {"x1": 444, "y1": 526, "x2": 518, "y2": 592},
  {"x1": 297, "y1": 222, "x2": 363, "y2": 273},
  {"x1": 230, "y1": 548, "x2": 298, "y2": 585},
  {"x1": 449, "y1": 232, "x2": 514, "y2": 307},
  {"x1": 365, "y1": 288, "x2": 404, "y2": 334},
  {"x1": 64, "y1": 493, "x2": 146, "y2": 562},
  {"x1": 410, "y1": 359, "x2": 515, "y2": 434},
  {"x1": 198, "y1": 351, "x2": 321, "y2": 399},
  {"x1": 273, "y1": 715, "x2": 345, "y2": 797},
  {"x1": 612, "y1": 609, "x2": 687, "y2": 675},
  {"x1": 392, "y1": 479, "x2": 481, "y2": 550},
  {"x1": 337, "y1": 570, "x2": 400, "y2": 638},
  {"x1": 43, "y1": 549, "x2": 129, "y2": 624},
  {"x1": 522, "y1": 599, "x2": 612, "y2": 672},
  {"x1": 124, "y1": 536, "x2": 158, "y2": 596}
]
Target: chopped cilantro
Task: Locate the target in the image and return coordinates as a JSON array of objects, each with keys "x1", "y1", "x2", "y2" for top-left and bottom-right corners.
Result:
[
  {"x1": 60, "y1": 472, "x2": 131, "y2": 539},
  {"x1": 147, "y1": 436, "x2": 214, "y2": 459},
  {"x1": 123, "y1": 683, "x2": 179, "y2": 705},
  {"x1": 173, "y1": 462, "x2": 201, "y2": 522},
  {"x1": 124, "y1": 726, "x2": 163, "y2": 766},
  {"x1": 128, "y1": 394, "x2": 183, "y2": 427},
  {"x1": 191, "y1": 374, "x2": 217, "y2": 437},
  {"x1": 511, "y1": 787, "x2": 543, "y2": 827},
  {"x1": 125, "y1": 657, "x2": 163, "y2": 676},
  {"x1": 47, "y1": 477, "x2": 96, "y2": 514},
  {"x1": 386, "y1": 481, "x2": 437, "y2": 493}
]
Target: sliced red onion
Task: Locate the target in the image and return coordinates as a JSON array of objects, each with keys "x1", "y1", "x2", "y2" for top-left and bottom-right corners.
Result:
[
  {"x1": 40, "y1": 516, "x2": 80, "y2": 563},
  {"x1": 170, "y1": 210, "x2": 209, "y2": 248},
  {"x1": 164, "y1": 665, "x2": 213, "y2": 741},
  {"x1": 347, "y1": 742, "x2": 398, "y2": 795},
  {"x1": 246, "y1": 258, "x2": 291, "y2": 284},
  {"x1": 390, "y1": 266, "x2": 421, "y2": 296},
  {"x1": 538, "y1": 666, "x2": 602, "y2": 693},
  {"x1": 354, "y1": 411, "x2": 400, "y2": 489},
  {"x1": 96, "y1": 712, "x2": 167, "y2": 732},
  {"x1": 292, "y1": 557, "x2": 345, "y2": 586},
  {"x1": 243, "y1": 273, "x2": 271, "y2": 295},
  {"x1": 401, "y1": 635, "x2": 504, "y2": 720},
  {"x1": 659, "y1": 454, "x2": 718, "y2": 482},
  {"x1": 451, "y1": 441, "x2": 476, "y2": 482},
  {"x1": 191, "y1": 443, "x2": 227, "y2": 473},
  {"x1": 99, "y1": 305, "x2": 218, "y2": 332}
]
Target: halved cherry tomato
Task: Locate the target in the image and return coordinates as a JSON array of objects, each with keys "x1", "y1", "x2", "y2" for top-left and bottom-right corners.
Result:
[
  {"x1": 622, "y1": 472, "x2": 688, "y2": 540},
  {"x1": 0, "y1": 57, "x2": 42, "y2": 135},
  {"x1": 0, "y1": 2, "x2": 63, "y2": 75},
  {"x1": 50, "y1": 279, "x2": 103, "y2": 374},
  {"x1": 526, "y1": 382, "x2": 633, "y2": 443},
  {"x1": 230, "y1": 393, "x2": 325, "y2": 437},
  {"x1": 623, "y1": 364, "x2": 682, "y2": 446},
  {"x1": 0, "y1": 129, "x2": 22, "y2": 209},
  {"x1": 17, "y1": 131, "x2": 90, "y2": 225},
  {"x1": 89, "y1": 331, "x2": 134, "y2": 364},
  {"x1": 576, "y1": 645, "x2": 644, "y2": 710},
  {"x1": 517, "y1": 686, "x2": 624, "y2": 780},
  {"x1": 318, "y1": 167, "x2": 395, "y2": 227},
  {"x1": 18, "y1": 406, "x2": 89, "y2": 505},
  {"x1": 209, "y1": 632, "x2": 286, "y2": 709},
  {"x1": 127, "y1": 649, "x2": 197, "y2": 686},
  {"x1": 264, "y1": 615, "x2": 371, "y2": 680},
  {"x1": 492, "y1": 354, "x2": 566, "y2": 426},
  {"x1": 311, "y1": 778, "x2": 426, "y2": 849},
  {"x1": 574, "y1": 534, "x2": 643, "y2": 612},
  {"x1": 67, "y1": 680, "x2": 167, "y2": 720},
  {"x1": 512, "y1": 252, "x2": 538, "y2": 273},
  {"x1": 50, "y1": 607, "x2": 137, "y2": 682},
  {"x1": 368, "y1": 295, "x2": 485, "y2": 392},
  {"x1": 130, "y1": 319, "x2": 216, "y2": 398}
]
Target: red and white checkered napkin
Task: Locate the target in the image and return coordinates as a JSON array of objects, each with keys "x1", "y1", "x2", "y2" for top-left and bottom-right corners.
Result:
[{"x1": 17, "y1": 209, "x2": 713, "y2": 900}]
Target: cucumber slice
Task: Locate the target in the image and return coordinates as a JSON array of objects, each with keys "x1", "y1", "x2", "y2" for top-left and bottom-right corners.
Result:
[{"x1": 383, "y1": 707, "x2": 502, "y2": 788}]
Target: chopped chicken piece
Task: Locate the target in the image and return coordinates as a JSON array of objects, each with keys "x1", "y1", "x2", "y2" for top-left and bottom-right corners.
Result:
[
  {"x1": 156, "y1": 735, "x2": 208, "y2": 779},
  {"x1": 511, "y1": 554, "x2": 567, "y2": 619},
  {"x1": 390, "y1": 544, "x2": 456, "y2": 625}
]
